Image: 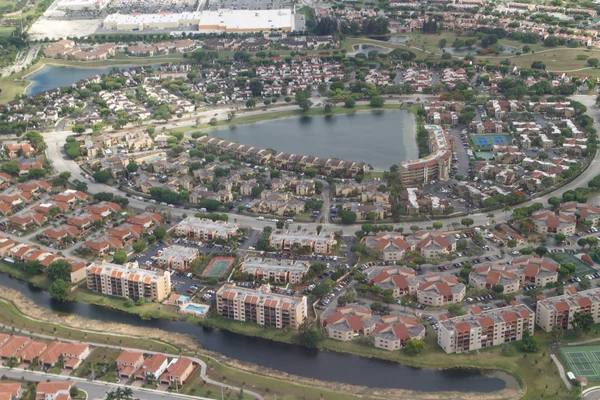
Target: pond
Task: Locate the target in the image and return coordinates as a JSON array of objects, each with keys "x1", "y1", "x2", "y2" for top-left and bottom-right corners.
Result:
[
  {"x1": 208, "y1": 110, "x2": 418, "y2": 169},
  {"x1": 351, "y1": 44, "x2": 392, "y2": 55}
]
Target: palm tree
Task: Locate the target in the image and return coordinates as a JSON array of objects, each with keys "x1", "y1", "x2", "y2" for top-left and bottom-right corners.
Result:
[
  {"x1": 503, "y1": 205, "x2": 511, "y2": 220},
  {"x1": 122, "y1": 387, "x2": 133, "y2": 399}
]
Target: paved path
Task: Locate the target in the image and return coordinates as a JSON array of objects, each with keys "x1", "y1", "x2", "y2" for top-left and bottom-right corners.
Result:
[
  {"x1": 0, "y1": 323, "x2": 264, "y2": 400},
  {"x1": 550, "y1": 350, "x2": 572, "y2": 391}
]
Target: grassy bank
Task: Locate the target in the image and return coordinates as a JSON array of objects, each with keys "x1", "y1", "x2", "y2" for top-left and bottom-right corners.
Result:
[{"x1": 0, "y1": 261, "x2": 50, "y2": 289}]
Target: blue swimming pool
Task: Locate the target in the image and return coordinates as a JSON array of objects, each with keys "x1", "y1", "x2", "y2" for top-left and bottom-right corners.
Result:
[{"x1": 184, "y1": 304, "x2": 208, "y2": 313}]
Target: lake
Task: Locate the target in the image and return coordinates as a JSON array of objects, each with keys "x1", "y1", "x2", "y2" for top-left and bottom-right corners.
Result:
[
  {"x1": 24, "y1": 64, "x2": 147, "y2": 95},
  {"x1": 0, "y1": 275, "x2": 508, "y2": 392},
  {"x1": 208, "y1": 110, "x2": 418, "y2": 169}
]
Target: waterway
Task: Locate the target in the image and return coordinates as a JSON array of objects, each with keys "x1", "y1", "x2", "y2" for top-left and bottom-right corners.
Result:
[
  {"x1": 208, "y1": 110, "x2": 418, "y2": 169},
  {"x1": 0, "y1": 275, "x2": 507, "y2": 392},
  {"x1": 24, "y1": 64, "x2": 147, "y2": 95}
]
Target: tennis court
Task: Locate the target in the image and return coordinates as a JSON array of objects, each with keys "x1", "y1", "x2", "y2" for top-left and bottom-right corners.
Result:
[
  {"x1": 202, "y1": 256, "x2": 235, "y2": 277},
  {"x1": 470, "y1": 134, "x2": 511, "y2": 149},
  {"x1": 553, "y1": 253, "x2": 596, "y2": 276},
  {"x1": 560, "y1": 346, "x2": 600, "y2": 381}
]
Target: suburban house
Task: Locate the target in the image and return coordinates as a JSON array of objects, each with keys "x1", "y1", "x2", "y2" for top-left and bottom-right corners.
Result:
[
  {"x1": 135, "y1": 354, "x2": 169, "y2": 381},
  {"x1": 0, "y1": 382, "x2": 23, "y2": 400},
  {"x1": 35, "y1": 382, "x2": 74, "y2": 400},
  {"x1": 116, "y1": 350, "x2": 145, "y2": 378},
  {"x1": 38, "y1": 342, "x2": 91, "y2": 370},
  {"x1": 159, "y1": 357, "x2": 195, "y2": 387}
]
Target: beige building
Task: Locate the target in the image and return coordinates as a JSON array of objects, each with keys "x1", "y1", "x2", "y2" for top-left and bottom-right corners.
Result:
[
  {"x1": 363, "y1": 233, "x2": 414, "y2": 261},
  {"x1": 536, "y1": 288, "x2": 600, "y2": 332},
  {"x1": 415, "y1": 274, "x2": 466, "y2": 306},
  {"x1": 269, "y1": 230, "x2": 336, "y2": 254},
  {"x1": 509, "y1": 255, "x2": 559, "y2": 287},
  {"x1": 321, "y1": 305, "x2": 425, "y2": 350},
  {"x1": 369, "y1": 266, "x2": 417, "y2": 298},
  {"x1": 86, "y1": 261, "x2": 171, "y2": 302},
  {"x1": 174, "y1": 217, "x2": 239, "y2": 241},
  {"x1": 438, "y1": 305, "x2": 534, "y2": 354},
  {"x1": 240, "y1": 257, "x2": 310, "y2": 284},
  {"x1": 399, "y1": 126, "x2": 452, "y2": 185},
  {"x1": 560, "y1": 201, "x2": 600, "y2": 226},
  {"x1": 469, "y1": 264, "x2": 521, "y2": 294},
  {"x1": 216, "y1": 284, "x2": 307, "y2": 329},
  {"x1": 157, "y1": 245, "x2": 199, "y2": 271},
  {"x1": 530, "y1": 211, "x2": 577, "y2": 236}
]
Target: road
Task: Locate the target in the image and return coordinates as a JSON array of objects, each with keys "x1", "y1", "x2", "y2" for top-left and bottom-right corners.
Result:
[
  {"x1": 1, "y1": 45, "x2": 41, "y2": 77},
  {"x1": 0, "y1": 323, "x2": 264, "y2": 400},
  {"x1": 42, "y1": 94, "x2": 600, "y2": 236}
]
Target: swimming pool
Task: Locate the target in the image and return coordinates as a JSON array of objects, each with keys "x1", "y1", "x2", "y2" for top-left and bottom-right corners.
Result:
[{"x1": 183, "y1": 303, "x2": 208, "y2": 315}]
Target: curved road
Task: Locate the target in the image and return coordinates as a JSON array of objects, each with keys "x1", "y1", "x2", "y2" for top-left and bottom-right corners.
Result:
[
  {"x1": 0, "y1": 323, "x2": 263, "y2": 400},
  {"x1": 43, "y1": 94, "x2": 600, "y2": 235}
]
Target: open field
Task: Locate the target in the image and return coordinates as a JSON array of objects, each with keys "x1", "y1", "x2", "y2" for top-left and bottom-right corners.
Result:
[{"x1": 0, "y1": 26, "x2": 14, "y2": 37}]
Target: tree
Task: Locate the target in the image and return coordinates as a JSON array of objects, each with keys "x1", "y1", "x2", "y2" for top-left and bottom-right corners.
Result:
[
  {"x1": 492, "y1": 284, "x2": 505, "y2": 294},
  {"x1": 93, "y1": 171, "x2": 111, "y2": 183},
  {"x1": 588, "y1": 58, "x2": 600, "y2": 67},
  {"x1": 46, "y1": 260, "x2": 72, "y2": 281},
  {"x1": 133, "y1": 240, "x2": 147, "y2": 253},
  {"x1": 126, "y1": 160, "x2": 139, "y2": 173},
  {"x1": 404, "y1": 339, "x2": 427, "y2": 355},
  {"x1": 154, "y1": 227, "x2": 167, "y2": 240},
  {"x1": 579, "y1": 277, "x2": 592, "y2": 290},
  {"x1": 432, "y1": 222, "x2": 443, "y2": 230},
  {"x1": 245, "y1": 98, "x2": 256, "y2": 109},
  {"x1": 299, "y1": 330, "x2": 321, "y2": 348},
  {"x1": 520, "y1": 330, "x2": 539, "y2": 353},
  {"x1": 548, "y1": 196, "x2": 561, "y2": 210},
  {"x1": 49, "y1": 279, "x2": 69, "y2": 302},
  {"x1": 370, "y1": 96, "x2": 384, "y2": 108},
  {"x1": 460, "y1": 218, "x2": 474, "y2": 228},
  {"x1": 554, "y1": 233, "x2": 566, "y2": 244},
  {"x1": 448, "y1": 304, "x2": 466, "y2": 316},
  {"x1": 535, "y1": 246, "x2": 548, "y2": 257},
  {"x1": 572, "y1": 312, "x2": 594, "y2": 337},
  {"x1": 74, "y1": 180, "x2": 88, "y2": 192},
  {"x1": 339, "y1": 210, "x2": 357, "y2": 224},
  {"x1": 113, "y1": 251, "x2": 127, "y2": 265},
  {"x1": 551, "y1": 325, "x2": 564, "y2": 344},
  {"x1": 295, "y1": 90, "x2": 311, "y2": 112},
  {"x1": 0, "y1": 162, "x2": 19, "y2": 176},
  {"x1": 438, "y1": 38, "x2": 447, "y2": 48},
  {"x1": 507, "y1": 239, "x2": 517, "y2": 249}
]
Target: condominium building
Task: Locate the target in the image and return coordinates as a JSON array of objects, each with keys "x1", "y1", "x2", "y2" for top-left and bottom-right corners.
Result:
[
  {"x1": 239, "y1": 256, "x2": 311, "y2": 284},
  {"x1": 530, "y1": 211, "x2": 577, "y2": 236},
  {"x1": 157, "y1": 245, "x2": 199, "y2": 271},
  {"x1": 438, "y1": 304, "x2": 534, "y2": 354},
  {"x1": 536, "y1": 288, "x2": 600, "y2": 332},
  {"x1": 174, "y1": 217, "x2": 239, "y2": 241},
  {"x1": 216, "y1": 284, "x2": 307, "y2": 329},
  {"x1": 399, "y1": 125, "x2": 452, "y2": 186},
  {"x1": 469, "y1": 264, "x2": 521, "y2": 294},
  {"x1": 86, "y1": 261, "x2": 171, "y2": 302},
  {"x1": 269, "y1": 230, "x2": 337, "y2": 254},
  {"x1": 321, "y1": 305, "x2": 425, "y2": 350},
  {"x1": 369, "y1": 266, "x2": 417, "y2": 298},
  {"x1": 509, "y1": 255, "x2": 559, "y2": 287},
  {"x1": 363, "y1": 233, "x2": 414, "y2": 261},
  {"x1": 415, "y1": 274, "x2": 466, "y2": 306}
]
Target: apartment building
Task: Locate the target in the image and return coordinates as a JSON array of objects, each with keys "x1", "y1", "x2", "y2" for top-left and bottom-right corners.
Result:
[
  {"x1": 216, "y1": 284, "x2": 307, "y2": 329},
  {"x1": 399, "y1": 125, "x2": 452, "y2": 185},
  {"x1": 363, "y1": 233, "x2": 414, "y2": 261},
  {"x1": 438, "y1": 305, "x2": 534, "y2": 354},
  {"x1": 157, "y1": 245, "x2": 199, "y2": 271},
  {"x1": 369, "y1": 266, "x2": 417, "y2": 298},
  {"x1": 239, "y1": 256, "x2": 310, "y2": 284},
  {"x1": 269, "y1": 230, "x2": 337, "y2": 254},
  {"x1": 85, "y1": 261, "x2": 171, "y2": 302},
  {"x1": 174, "y1": 217, "x2": 239, "y2": 241},
  {"x1": 530, "y1": 211, "x2": 577, "y2": 236},
  {"x1": 415, "y1": 274, "x2": 466, "y2": 306},
  {"x1": 509, "y1": 255, "x2": 559, "y2": 287},
  {"x1": 536, "y1": 288, "x2": 600, "y2": 332},
  {"x1": 560, "y1": 201, "x2": 600, "y2": 226},
  {"x1": 469, "y1": 264, "x2": 521, "y2": 294},
  {"x1": 321, "y1": 305, "x2": 425, "y2": 350}
]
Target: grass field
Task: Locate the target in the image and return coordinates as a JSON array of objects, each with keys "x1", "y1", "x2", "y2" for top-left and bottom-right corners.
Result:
[
  {"x1": 559, "y1": 345, "x2": 600, "y2": 381},
  {"x1": 553, "y1": 253, "x2": 596, "y2": 276},
  {"x1": 0, "y1": 26, "x2": 14, "y2": 37},
  {"x1": 202, "y1": 256, "x2": 235, "y2": 277}
]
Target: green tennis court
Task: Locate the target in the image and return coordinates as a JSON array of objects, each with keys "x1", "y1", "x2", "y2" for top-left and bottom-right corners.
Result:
[
  {"x1": 202, "y1": 256, "x2": 235, "y2": 277},
  {"x1": 553, "y1": 253, "x2": 596, "y2": 276},
  {"x1": 559, "y1": 346, "x2": 600, "y2": 381}
]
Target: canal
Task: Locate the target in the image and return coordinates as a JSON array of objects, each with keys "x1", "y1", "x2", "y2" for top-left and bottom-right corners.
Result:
[
  {"x1": 208, "y1": 110, "x2": 418, "y2": 169},
  {"x1": 0, "y1": 275, "x2": 508, "y2": 392}
]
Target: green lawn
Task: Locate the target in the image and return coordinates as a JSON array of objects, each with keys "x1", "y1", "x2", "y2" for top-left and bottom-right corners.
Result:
[
  {"x1": 0, "y1": 26, "x2": 15, "y2": 37},
  {"x1": 72, "y1": 347, "x2": 122, "y2": 380}
]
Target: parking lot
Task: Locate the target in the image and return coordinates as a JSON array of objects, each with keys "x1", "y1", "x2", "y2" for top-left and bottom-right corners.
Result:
[{"x1": 108, "y1": 0, "x2": 197, "y2": 14}]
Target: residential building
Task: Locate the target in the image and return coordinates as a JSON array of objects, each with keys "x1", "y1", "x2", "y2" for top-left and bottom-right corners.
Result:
[
  {"x1": 438, "y1": 305, "x2": 534, "y2": 354},
  {"x1": 509, "y1": 255, "x2": 559, "y2": 287},
  {"x1": 0, "y1": 336, "x2": 30, "y2": 360},
  {"x1": 269, "y1": 230, "x2": 336, "y2": 254},
  {"x1": 157, "y1": 245, "x2": 199, "y2": 270},
  {"x1": 216, "y1": 284, "x2": 307, "y2": 329},
  {"x1": 0, "y1": 382, "x2": 22, "y2": 400},
  {"x1": 469, "y1": 264, "x2": 521, "y2": 294},
  {"x1": 536, "y1": 288, "x2": 600, "y2": 332},
  {"x1": 240, "y1": 257, "x2": 310, "y2": 284},
  {"x1": 35, "y1": 382, "x2": 74, "y2": 400},
  {"x1": 174, "y1": 217, "x2": 239, "y2": 241},
  {"x1": 560, "y1": 201, "x2": 600, "y2": 226},
  {"x1": 116, "y1": 350, "x2": 145, "y2": 378},
  {"x1": 369, "y1": 266, "x2": 417, "y2": 298},
  {"x1": 38, "y1": 342, "x2": 91, "y2": 370},
  {"x1": 414, "y1": 274, "x2": 466, "y2": 306},
  {"x1": 14, "y1": 340, "x2": 47, "y2": 364},
  {"x1": 135, "y1": 354, "x2": 168, "y2": 381},
  {"x1": 86, "y1": 261, "x2": 171, "y2": 302},
  {"x1": 159, "y1": 358, "x2": 195, "y2": 386},
  {"x1": 363, "y1": 233, "x2": 413, "y2": 261},
  {"x1": 399, "y1": 125, "x2": 452, "y2": 185},
  {"x1": 530, "y1": 211, "x2": 577, "y2": 235}
]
